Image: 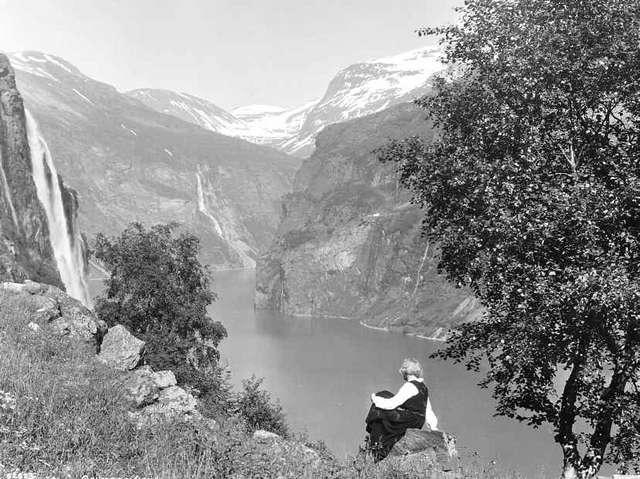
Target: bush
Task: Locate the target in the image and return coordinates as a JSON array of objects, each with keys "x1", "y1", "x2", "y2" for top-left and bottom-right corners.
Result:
[
  {"x1": 92, "y1": 223, "x2": 228, "y2": 404},
  {"x1": 235, "y1": 376, "x2": 288, "y2": 438}
]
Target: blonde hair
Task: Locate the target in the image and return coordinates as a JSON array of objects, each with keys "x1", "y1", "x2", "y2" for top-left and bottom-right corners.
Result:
[{"x1": 399, "y1": 358, "x2": 423, "y2": 379}]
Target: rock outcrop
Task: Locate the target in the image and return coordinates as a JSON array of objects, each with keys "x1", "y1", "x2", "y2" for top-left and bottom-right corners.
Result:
[
  {"x1": 0, "y1": 54, "x2": 61, "y2": 286},
  {"x1": 255, "y1": 103, "x2": 482, "y2": 338},
  {"x1": 0, "y1": 280, "x2": 105, "y2": 347},
  {"x1": 124, "y1": 365, "x2": 203, "y2": 429}
]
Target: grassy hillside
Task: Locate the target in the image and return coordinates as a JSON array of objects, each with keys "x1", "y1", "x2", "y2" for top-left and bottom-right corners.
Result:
[{"x1": 0, "y1": 290, "x2": 489, "y2": 478}]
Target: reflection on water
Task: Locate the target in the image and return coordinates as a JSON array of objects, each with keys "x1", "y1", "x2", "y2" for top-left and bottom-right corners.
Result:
[{"x1": 212, "y1": 270, "x2": 559, "y2": 474}]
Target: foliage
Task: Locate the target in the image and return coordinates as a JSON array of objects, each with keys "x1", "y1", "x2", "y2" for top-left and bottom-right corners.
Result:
[
  {"x1": 380, "y1": 0, "x2": 640, "y2": 477},
  {"x1": 93, "y1": 222, "x2": 227, "y2": 394},
  {"x1": 235, "y1": 375, "x2": 289, "y2": 438}
]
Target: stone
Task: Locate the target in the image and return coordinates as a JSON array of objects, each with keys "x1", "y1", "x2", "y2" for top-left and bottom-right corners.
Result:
[
  {"x1": 128, "y1": 385, "x2": 200, "y2": 428},
  {"x1": 27, "y1": 322, "x2": 40, "y2": 333},
  {"x1": 253, "y1": 429, "x2": 281, "y2": 442},
  {"x1": 157, "y1": 385, "x2": 198, "y2": 412},
  {"x1": 30, "y1": 295, "x2": 60, "y2": 322},
  {"x1": 98, "y1": 325, "x2": 144, "y2": 371},
  {"x1": 152, "y1": 370, "x2": 176, "y2": 389},
  {"x1": 124, "y1": 368, "x2": 159, "y2": 407},
  {"x1": 388, "y1": 429, "x2": 457, "y2": 469},
  {"x1": 23, "y1": 280, "x2": 43, "y2": 295}
]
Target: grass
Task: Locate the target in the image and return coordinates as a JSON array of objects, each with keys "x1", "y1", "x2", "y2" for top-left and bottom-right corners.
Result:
[{"x1": 0, "y1": 291, "x2": 530, "y2": 478}]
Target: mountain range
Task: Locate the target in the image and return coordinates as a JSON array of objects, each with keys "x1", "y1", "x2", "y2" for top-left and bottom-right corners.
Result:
[
  {"x1": 8, "y1": 51, "x2": 299, "y2": 270},
  {"x1": 5, "y1": 46, "x2": 444, "y2": 272},
  {"x1": 129, "y1": 46, "x2": 444, "y2": 157}
]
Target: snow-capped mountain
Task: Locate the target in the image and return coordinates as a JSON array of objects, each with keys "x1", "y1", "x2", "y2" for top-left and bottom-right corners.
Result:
[
  {"x1": 6, "y1": 51, "x2": 300, "y2": 270},
  {"x1": 287, "y1": 46, "x2": 444, "y2": 156},
  {"x1": 129, "y1": 46, "x2": 444, "y2": 157},
  {"x1": 127, "y1": 89, "x2": 243, "y2": 136},
  {"x1": 128, "y1": 89, "x2": 317, "y2": 150}
]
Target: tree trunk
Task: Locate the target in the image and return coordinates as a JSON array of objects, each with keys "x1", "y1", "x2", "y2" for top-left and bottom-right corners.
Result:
[
  {"x1": 561, "y1": 463, "x2": 577, "y2": 479},
  {"x1": 560, "y1": 446, "x2": 602, "y2": 479}
]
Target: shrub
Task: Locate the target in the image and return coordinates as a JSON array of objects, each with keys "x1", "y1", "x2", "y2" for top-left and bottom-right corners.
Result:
[
  {"x1": 235, "y1": 376, "x2": 288, "y2": 437},
  {"x1": 92, "y1": 222, "x2": 228, "y2": 404}
]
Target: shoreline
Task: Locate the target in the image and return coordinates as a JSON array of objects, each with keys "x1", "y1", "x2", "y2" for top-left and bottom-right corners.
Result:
[
  {"x1": 274, "y1": 308, "x2": 449, "y2": 342},
  {"x1": 358, "y1": 320, "x2": 448, "y2": 342}
]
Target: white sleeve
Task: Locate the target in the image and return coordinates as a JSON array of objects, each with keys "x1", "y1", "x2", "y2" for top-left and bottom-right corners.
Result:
[
  {"x1": 425, "y1": 398, "x2": 439, "y2": 431},
  {"x1": 373, "y1": 382, "x2": 419, "y2": 410}
]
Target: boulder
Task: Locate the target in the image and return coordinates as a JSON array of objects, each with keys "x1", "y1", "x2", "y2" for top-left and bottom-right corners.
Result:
[
  {"x1": 0, "y1": 281, "x2": 104, "y2": 345},
  {"x1": 128, "y1": 385, "x2": 200, "y2": 428},
  {"x1": 152, "y1": 370, "x2": 176, "y2": 389},
  {"x1": 29, "y1": 295, "x2": 60, "y2": 323},
  {"x1": 157, "y1": 385, "x2": 199, "y2": 413},
  {"x1": 123, "y1": 367, "x2": 178, "y2": 408},
  {"x1": 253, "y1": 429, "x2": 281, "y2": 442},
  {"x1": 43, "y1": 284, "x2": 107, "y2": 342},
  {"x1": 388, "y1": 429, "x2": 457, "y2": 470},
  {"x1": 23, "y1": 280, "x2": 44, "y2": 295},
  {"x1": 98, "y1": 325, "x2": 144, "y2": 370},
  {"x1": 124, "y1": 367, "x2": 159, "y2": 407}
]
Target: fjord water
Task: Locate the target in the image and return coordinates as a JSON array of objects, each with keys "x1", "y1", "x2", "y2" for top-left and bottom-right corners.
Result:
[{"x1": 213, "y1": 270, "x2": 559, "y2": 475}]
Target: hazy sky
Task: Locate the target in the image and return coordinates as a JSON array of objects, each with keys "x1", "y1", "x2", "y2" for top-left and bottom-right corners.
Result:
[{"x1": 0, "y1": 0, "x2": 462, "y2": 110}]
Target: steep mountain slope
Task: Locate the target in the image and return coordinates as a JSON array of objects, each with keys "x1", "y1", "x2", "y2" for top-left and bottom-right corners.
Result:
[
  {"x1": 283, "y1": 47, "x2": 444, "y2": 157},
  {"x1": 126, "y1": 89, "x2": 244, "y2": 137},
  {"x1": 255, "y1": 103, "x2": 481, "y2": 338},
  {"x1": 0, "y1": 53, "x2": 88, "y2": 300},
  {"x1": 0, "y1": 54, "x2": 61, "y2": 285},
  {"x1": 8, "y1": 51, "x2": 301, "y2": 270},
  {"x1": 130, "y1": 46, "x2": 444, "y2": 158}
]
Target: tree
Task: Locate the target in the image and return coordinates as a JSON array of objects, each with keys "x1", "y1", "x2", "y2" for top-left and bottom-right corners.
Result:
[
  {"x1": 93, "y1": 223, "x2": 227, "y2": 398},
  {"x1": 379, "y1": 1, "x2": 640, "y2": 477}
]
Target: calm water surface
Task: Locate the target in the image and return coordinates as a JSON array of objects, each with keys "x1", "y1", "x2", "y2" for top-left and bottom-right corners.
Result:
[{"x1": 212, "y1": 270, "x2": 560, "y2": 475}]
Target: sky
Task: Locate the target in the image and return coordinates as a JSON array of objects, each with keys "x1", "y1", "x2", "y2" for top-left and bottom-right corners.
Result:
[{"x1": 0, "y1": 0, "x2": 462, "y2": 110}]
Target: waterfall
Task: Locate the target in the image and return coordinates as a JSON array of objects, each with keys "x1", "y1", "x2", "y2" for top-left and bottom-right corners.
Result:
[
  {"x1": 195, "y1": 170, "x2": 224, "y2": 237},
  {"x1": 25, "y1": 110, "x2": 91, "y2": 307}
]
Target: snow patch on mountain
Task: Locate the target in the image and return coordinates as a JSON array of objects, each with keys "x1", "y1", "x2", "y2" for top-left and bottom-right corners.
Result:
[{"x1": 232, "y1": 104, "x2": 287, "y2": 116}]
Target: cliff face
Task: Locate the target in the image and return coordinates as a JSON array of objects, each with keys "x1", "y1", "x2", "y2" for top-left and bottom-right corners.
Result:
[
  {"x1": 255, "y1": 103, "x2": 481, "y2": 338},
  {"x1": 0, "y1": 54, "x2": 62, "y2": 286}
]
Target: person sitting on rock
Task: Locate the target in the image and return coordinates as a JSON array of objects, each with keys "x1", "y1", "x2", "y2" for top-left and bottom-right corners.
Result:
[{"x1": 365, "y1": 357, "x2": 438, "y2": 461}]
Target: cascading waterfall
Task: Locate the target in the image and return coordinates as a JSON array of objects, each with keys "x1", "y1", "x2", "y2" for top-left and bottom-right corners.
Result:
[{"x1": 25, "y1": 109, "x2": 91, "y2": 307}]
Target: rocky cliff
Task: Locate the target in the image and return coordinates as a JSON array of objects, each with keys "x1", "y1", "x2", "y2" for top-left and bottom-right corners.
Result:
[
  {"x1": 0, "y1": 54, "x2": 72, "y2": 288},
  {"x1": 9, "y1": 51, "x2": 300, "y2": 270},
  {"x1": 255, "y1": 103, "x2": 482, "y2": 338}
]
